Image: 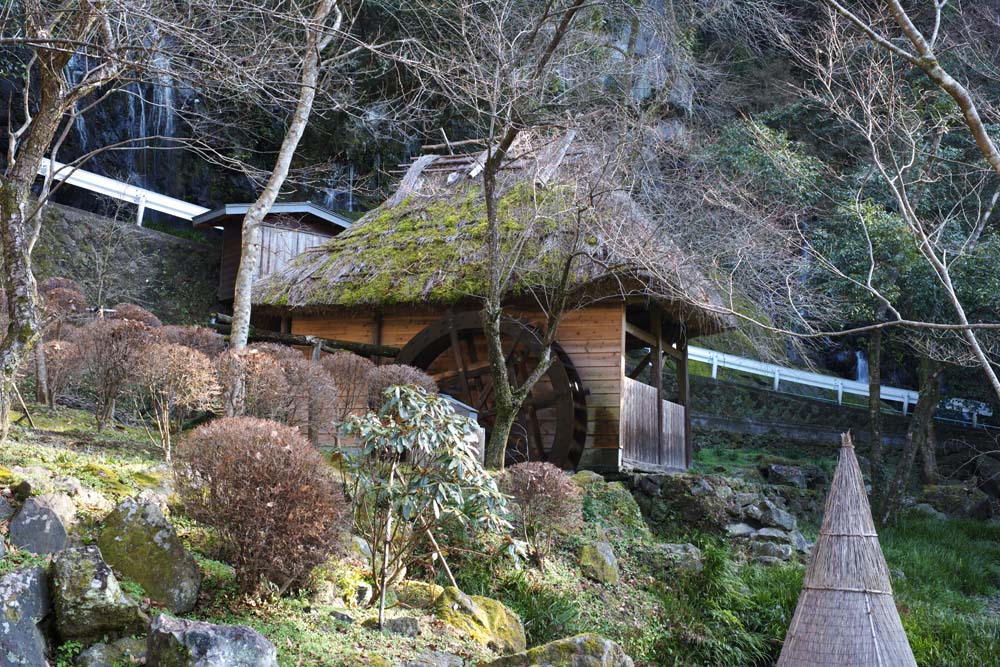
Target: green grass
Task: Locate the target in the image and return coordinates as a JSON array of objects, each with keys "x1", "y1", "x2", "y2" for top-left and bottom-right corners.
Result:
[
  {"x1": 882, "y1": 516, "x2": 1000, "y2": 666},
  {"x1": 3, "y1": 407, "x2": 998, "y2": 666}
]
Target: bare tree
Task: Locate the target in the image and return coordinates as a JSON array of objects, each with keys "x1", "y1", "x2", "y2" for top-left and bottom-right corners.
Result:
[{"x1": 228, "y1": 0, "x2": 343, "y2": 350}]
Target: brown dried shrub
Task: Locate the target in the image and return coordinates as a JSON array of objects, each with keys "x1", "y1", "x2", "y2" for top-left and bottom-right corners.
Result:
[
  {"x1": 77, "y1": 318, "x2": 159, "y2": 430},
  {"x1": 39, "y1": 276, "x2": 83, "y2": 294},
  {"x1": 321, "y1": 351, "x2": 374, "y2": 424},
  {"x1": 50, "y1": 323, "x2": 82, "y2": 343},
  {"x1": 366, "y1": 364, "x2": 437, "y2": 410},
  {"x1": 42, "y1": 340, "x2": 82, "y2": 406},
  {"x1": 249, "y1": 344, "x2": 338, "y2": 443},
  {"x1": 110, "y1": 303, "x2": 162, "y2": 328},
  {"x1": 500, "y1": 461, "x2": 582, "y2": 563},
  {"x1": 137, "y1": 342, "x2": 220, "y2": 461},
  {"x1": 161, "y1": 325, "x2": 226, "y2": 357},
  {"x1": 215, "y1": 347, "x2": 291, "y2": 420},
  {"x1": 175, "y1": 417, "x2": 349, "y2": 594}
]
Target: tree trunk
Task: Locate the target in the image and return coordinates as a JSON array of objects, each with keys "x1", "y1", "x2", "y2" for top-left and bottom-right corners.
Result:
[
  {"x1": 229, "y1": 0, "x2": 338, "y2": 350},
  {"x1": 867, "y1": 324, "x2": 884, "y2": 515},
  {"x1": 879, "y1": 357, "x2": 942, "y2": 525},
  {"x1": 34, "y1": 342, "x2": 48, "y2": 405},
  {"x1": 482, "y1": 303, "x2": 516, "y2": 469}
]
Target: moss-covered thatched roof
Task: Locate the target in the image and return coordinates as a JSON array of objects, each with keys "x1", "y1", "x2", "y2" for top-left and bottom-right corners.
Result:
[{"x1": 254, "y1": 132, "x2": 732, "y2": 338}]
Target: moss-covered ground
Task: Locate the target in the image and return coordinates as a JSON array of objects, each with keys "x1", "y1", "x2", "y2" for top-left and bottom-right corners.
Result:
[{"x1": 2, "y1": 405, "x2": 999, "y2": 666}]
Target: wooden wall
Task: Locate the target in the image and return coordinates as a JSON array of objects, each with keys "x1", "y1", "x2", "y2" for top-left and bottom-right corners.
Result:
[
  {"x1": 291, "y1": 303, "x2": 625, "y2": 467},
  {"x1": 217, "y1": 219, "x2": 337, "y2": 301},
  {"x1": 620, "y1": 377, "x2": 686, "y2": 472}
]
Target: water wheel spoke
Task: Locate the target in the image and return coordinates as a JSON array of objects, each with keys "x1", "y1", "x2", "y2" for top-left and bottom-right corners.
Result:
[{"x1": 395, "y1": 310, "x2": 586, "y2": 469}]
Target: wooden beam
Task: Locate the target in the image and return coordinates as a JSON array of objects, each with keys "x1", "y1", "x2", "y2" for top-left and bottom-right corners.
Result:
[
  {"x1": 627, "y1": 351, "x2": 652, "y2": 379},
  {"x1": 677, "y1": 342, "x2": 692, "y2": 468},
  {"x1": 211, "y1": 320, "x2": 399, "y2": 358},
  {"x1": 652, "y1": 305, "x2": 664, "y2": 467},
  {"x1": 625, "y1": 322, "x2": 656, "y2": 347}
]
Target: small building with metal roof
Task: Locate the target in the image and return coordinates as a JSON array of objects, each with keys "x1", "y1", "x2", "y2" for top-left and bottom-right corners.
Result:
[{"x1": 193, "y1": 201, "x2": 352, "y2": 301}]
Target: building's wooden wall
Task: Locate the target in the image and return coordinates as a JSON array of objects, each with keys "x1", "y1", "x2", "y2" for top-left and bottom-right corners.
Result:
[
  {"x1": 217, "y1": 218, "x2": 338, "y2": 301},
  {"x1": 291, "y1": 303, "x2": 625, "y2": 467}
]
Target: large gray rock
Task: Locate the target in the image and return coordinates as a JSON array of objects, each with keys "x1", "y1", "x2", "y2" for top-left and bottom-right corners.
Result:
[
  {"x1": 75, "y1": 637, "x2": 146, "y2": 667},
  {"x1": 725, "y1": 523, "x2": 755, "y2": 538},
  {"x1": 364, "y1": 616, "x2": 420, "y2": 637},
  {"x1": 0, "y1": 567, "x2": 51, "y2": 667},
  {"x1": 653, "y1": 543, "x2": 703, "y2": 573},
  {"x1": 0, "y1": 496, "x2": 14, "y2": 521},
  {"x1": 98, "y1": 497, "x2": 201, "y2": 613},
  {"x1": 751, "y1": 527, "x2": 789, "y2": 543},
  {"x1": 789, "y1": 530, "x2": 812, "y2": 554},
  {"x1": 579, "y1": 542, "x2": 620, "y2": 585},
  {"x1": 55, "y1": 477, "x2": 114, "y2": 513},
  {"x1": 745, "y1": 499, "x2": 797, "y2": 532},
  {"x1": 51, "y1": 546, "x2": 147, "y2": 643},
  {"x1": 400, "y1": 651, "x2": 464, "y2": 667},
  {"x1": 762, "y1": 464, "x2": 806, "y2": 489},
  {"x1": 146, "y1": 614, "x2": 278, "y2": 667},
  {"x1": 484, "y1": 633, "x2": 634, "y2": 667},
  {"x1": 751, "y1": 541, "x2": 793, "y2": 561},
  {"x1": 9, "y1": 493, "x2": 77, "y2": 554}
]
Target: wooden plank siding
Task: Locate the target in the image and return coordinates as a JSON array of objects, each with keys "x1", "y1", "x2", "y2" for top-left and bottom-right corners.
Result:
[
  {"x1": 217, "y1": 221, "x2": 338, "y2": 301},
  {"x1": 620, "y1": 376, "x2": 686, "y2": 472},
  {"x1": 291, "y1": 304, "x2": 625, "y2": 465}
]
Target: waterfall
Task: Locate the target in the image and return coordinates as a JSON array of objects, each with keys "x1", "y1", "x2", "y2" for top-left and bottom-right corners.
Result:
[
  {"x1": 855, "y1": 351, "x2": 869, "y2": 383},
  {"x1": 64, "y1": 55, "x2": 90, "y2": 153}
]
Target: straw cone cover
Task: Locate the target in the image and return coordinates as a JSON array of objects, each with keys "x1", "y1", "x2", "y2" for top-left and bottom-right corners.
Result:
[{"x1": 776, "y1": 433, "x2": 916, "y2": 667}]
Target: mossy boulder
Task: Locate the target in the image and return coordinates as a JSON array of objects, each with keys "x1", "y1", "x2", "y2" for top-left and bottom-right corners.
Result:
[
  {"x1": 396, "y1": 580, "x2": 445, "y2": 609},
  {"x1": 98, "y1": 497, "x2": 201, "y2": 613},
  {"x1": 484, "y1": 633, "x2": 634, "y2": 667},
  {"x1": 0, "y1": 567, "x2": 51, "y2": 667},
  {"x1": 581, "y1": 481, "x2": 648, "y2": 538},
  {"x1": 146, "y1": 614, "x2": 278, "y2": 667},
  {"x1": 921, "y1": 484, "x2": 992, "y2": 519},
  {"x1": 51, "y1": 546, "x2": 147, "y2": 643},
  {"x1": 81, "y1": 464, "x2": 132, "y2": 496},
  {"x1": 0, "y1": 465, "x2": 17, "y2": 485},
  {"x1": 75, "y1": 636, "x2": 146, "y2": 667},
  {"x1": 579, "y1": 541, "x2": 620, "y2": 585},
  {"x1": 433, "y1": 586, "x2": 526, "y2": 654}
]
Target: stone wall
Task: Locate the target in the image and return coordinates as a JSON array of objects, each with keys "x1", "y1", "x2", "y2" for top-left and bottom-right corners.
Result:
[{"x1": 33, "y1": 203, "x2": 220, "y2": 324}]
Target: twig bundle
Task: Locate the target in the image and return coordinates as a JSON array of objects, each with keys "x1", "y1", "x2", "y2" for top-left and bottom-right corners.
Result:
[{"x1": 777, "y1": 432, "x2": 917, "y2": 667}]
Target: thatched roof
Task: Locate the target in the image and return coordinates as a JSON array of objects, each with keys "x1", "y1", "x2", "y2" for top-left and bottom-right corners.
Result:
[
  {"x1": 777, "y1": 433, "x2": 917, "y2": 667},
  {"x1": 255, "y1": 131, "x2": 732, "y2": 338}
]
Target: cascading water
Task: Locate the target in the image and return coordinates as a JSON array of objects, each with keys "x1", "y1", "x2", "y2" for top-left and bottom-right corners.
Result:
[
  {"x1": 64, "y1": 55, "x2": 91, "y2": 154},
  {"x1": 855, "y1": 351, "x2": 869, "y2": 382}
]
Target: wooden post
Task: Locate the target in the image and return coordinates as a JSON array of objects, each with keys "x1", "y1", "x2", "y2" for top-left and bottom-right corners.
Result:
[
  {"x1": 652, "y1": 307, "x2": 664, "y2": 467},
  {"x1": 677, "y1": 341, "x2": 692, "y2": 469}
]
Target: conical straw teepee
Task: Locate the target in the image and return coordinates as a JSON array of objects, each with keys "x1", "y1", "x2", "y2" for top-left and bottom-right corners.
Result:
[{"x1": 777, "y1": 432, "x2": 916, "y2": 667}]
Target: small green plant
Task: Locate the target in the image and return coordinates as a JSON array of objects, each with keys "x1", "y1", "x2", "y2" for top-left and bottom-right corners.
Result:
[
  {"x1": 55, "y1": 640, "x2": 84, "y2": 667},
  {"x1": 344, "y1": 385, "x2": 510, "y2": 627},
  {"x1": 119, "y1": 576, "x2": 147, "y2": 601}
]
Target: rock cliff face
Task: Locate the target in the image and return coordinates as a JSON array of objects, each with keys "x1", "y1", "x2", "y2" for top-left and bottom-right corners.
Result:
[{"x1": 33, "y1": 203, "x2": 219, "y2": 324}]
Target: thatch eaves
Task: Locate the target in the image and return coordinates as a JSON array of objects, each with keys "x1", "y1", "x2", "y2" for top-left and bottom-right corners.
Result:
[
  {"x1": 254, "y1": 132, "x2": 733, "y2": 338},
  {"x1": 777, "y1": 433, "x2": 917, "y2": 667}
]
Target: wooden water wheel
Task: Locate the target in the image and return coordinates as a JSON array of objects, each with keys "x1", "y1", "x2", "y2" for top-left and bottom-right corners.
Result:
[{"x1": 396, "y1": 311, "x2": 587, "y2": 468}]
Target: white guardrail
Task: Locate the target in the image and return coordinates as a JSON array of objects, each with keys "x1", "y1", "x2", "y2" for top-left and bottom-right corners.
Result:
[
  {"x1": 38, "y1": 158, "x2": 209, "y2": 225},
  {"x1": 688, "y1": 346, "x2": 920, "y2": 415}
]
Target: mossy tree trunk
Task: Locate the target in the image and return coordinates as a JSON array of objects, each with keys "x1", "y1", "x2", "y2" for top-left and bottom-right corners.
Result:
[
  {"x1": 867, "y1": 316, "x2": 884, "y2": 516},
  {"x1": 879, "y1": 356, "x2": 942, "y2": 525},
  {"x1": 476, "y1": 0, "x2": 589, "y2": 469}
]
